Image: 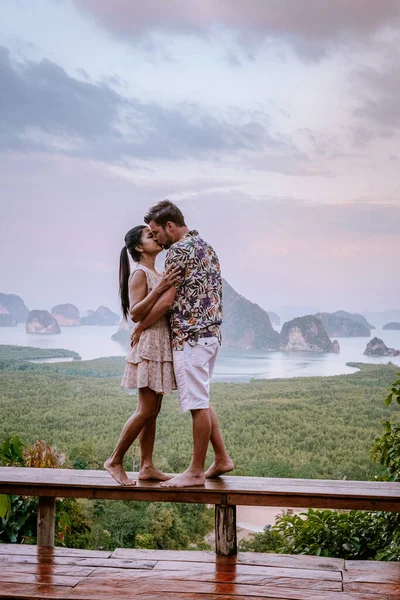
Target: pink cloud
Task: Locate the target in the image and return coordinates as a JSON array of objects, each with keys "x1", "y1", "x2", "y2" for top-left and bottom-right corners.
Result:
[{"x1": 73, "y1": 0, "x2": 400, "y2": 52}]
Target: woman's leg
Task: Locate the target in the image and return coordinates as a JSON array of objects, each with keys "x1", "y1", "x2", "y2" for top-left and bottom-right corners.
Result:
[
  {"x1": 104, "y1": 387, "x2": 160, "y2": 485},
  {"x1": 138, "y1": 395, "x2": 171, "y2": 481}
]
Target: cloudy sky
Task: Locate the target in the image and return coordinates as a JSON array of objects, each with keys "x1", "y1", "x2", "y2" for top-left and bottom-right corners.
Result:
[{"x1": 1, "y1": 0, "x2": 399, "y2": 316}]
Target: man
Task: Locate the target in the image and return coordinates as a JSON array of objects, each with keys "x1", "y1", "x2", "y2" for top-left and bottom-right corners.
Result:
[{"x1": 132, "y1": 200, "x2": 233, "y2": 488}]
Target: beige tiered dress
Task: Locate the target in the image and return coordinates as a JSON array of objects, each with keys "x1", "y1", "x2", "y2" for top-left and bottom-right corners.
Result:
[{"x1": 120, "y1": 265, "x2": 176, "y2": 395}]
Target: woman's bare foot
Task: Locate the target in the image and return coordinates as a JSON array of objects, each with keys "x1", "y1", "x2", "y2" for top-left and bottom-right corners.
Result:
[
  {"x1": 138, "y1": 465, "x2": 172, "y2": 481},
  {"x1": 104, "y1": 458, "x2": 137, "y2": 486},
  {"x1": 205, "y1": 458, "x2": 234, "y2": 478},
  {"x1": 159, "y1": 470, "x2": 205, "y2": 488}
]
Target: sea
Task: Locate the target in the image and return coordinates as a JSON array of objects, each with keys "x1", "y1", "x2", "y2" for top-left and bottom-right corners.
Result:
[{"x1": 1, "y1": 324, "x2": 399, "y2": 381}]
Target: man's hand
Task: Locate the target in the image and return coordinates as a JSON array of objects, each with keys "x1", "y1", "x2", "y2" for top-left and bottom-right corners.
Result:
[{"x1": 130, "y1": 325, "x2": 143, "y2": 347}]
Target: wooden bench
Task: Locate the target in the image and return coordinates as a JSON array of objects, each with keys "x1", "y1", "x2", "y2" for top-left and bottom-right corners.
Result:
[{"x1": 2, "y1": 467, "x2": 400, "y2": 556}]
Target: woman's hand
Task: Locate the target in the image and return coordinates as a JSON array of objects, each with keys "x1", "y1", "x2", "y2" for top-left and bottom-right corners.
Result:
[
  {"x1": 157, "y1": 264, "x2": 181, "y2": 294},
  {"x1": 130, "y1": 325, "x2": 143, "y2": 347}
]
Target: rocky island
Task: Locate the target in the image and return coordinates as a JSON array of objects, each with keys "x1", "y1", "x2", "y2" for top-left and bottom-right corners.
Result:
[
  {"x1": 333, "y1": 310, "x2": 374, "y2": 330},
  {"x1": 51, "y1": 304, "x2": 80, "y2": 326},
  {"x1": 383, "y1": 322, "x2": 400, "y2": 330},
  {"x1": 363, "y1": 337, "x2": 400, "y2": 357},
  {"x1": 280, "y1": 315, "x2": 340, "y2": 353},
  {"x1": 221, "y1": 280, "x2": 279, "y2": 349},
  {"x1": 0, "y1": 293, "x2": 29, "y2": 322},
  {"x1": 0, "y1": 314, "x2": 18, "y2": 327},
  {"x1": 81, "y1": 306, "x2": 120, "y2": 326},
  {"x1": 26, "y1": 310, "x2": 61, "y2": 334},
  {"x1": 315, "y1": 312, "x2": 370, "y2": 337},
  {"x1": 267, "y1": 312, "x2": 281, "y2": 326}
]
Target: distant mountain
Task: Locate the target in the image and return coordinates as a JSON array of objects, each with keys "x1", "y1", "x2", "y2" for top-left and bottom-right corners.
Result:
[
  {"x1": 267, "y1": 312, "x2": 280, "y2": 326},
  {"x1": 383, "y1": 322, "x2": 400, "y2": 330},
  {"x1": 26, "y1": 310, "x2": 61, "y2": 334},
  {"x1": 280, "y1": 315, "x2": 339, "y2": 353},
  {"x1": 222, "y1": 280, "x2": 280, "y2": 349},
  {"x1": 51, "y1": 304, "x2": 80, "y2": 326},
  {"x1": 0, "y1": 293, "x2": 29, "y2": 322},
  {"x1": 0, "y1": 314, "x2": 18, "y2": 327},
  {"x1": 364, "y1": 310, "x2": 400, "y2": 328},
  {"x1": 364, "y1": 337, "x2": 400, "y2": 357},
  {"x1": 315, "y1": 312, "x2": 370, "y2": 337},
  {"x1": 333, "y1": 310, "x2": 374, "y2": 330},
  {"x1": 81, "y1": 306, "x2": 120, "y2": 326}
]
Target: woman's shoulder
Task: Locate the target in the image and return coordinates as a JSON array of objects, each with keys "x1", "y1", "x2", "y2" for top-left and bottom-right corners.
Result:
[{"x1": 129, "y1": 266, "x2": 147, "y2": 282}]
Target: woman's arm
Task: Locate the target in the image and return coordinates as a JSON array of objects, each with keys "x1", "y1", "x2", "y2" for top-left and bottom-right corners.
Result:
[
  {"x1": 129, "y1": 266, "x2": 180, "y2": 322},
  {"x1": 131, "y1": 286, "x2": 177, "y2": 346}
]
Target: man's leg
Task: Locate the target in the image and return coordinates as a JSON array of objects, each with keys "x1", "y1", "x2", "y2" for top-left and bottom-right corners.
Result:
[
  {"x1": 160, "y1": 407, "x2": 211, "y2": 487},
  {"x1": 138, "y1": 395, "x2": 171, "y2": 481},
  {"x1": 104, "y1": 387, "x2": 160, "y2": 486},
  {"x1": 206, "y1": 405, "x2": 234, "y2": 478}
]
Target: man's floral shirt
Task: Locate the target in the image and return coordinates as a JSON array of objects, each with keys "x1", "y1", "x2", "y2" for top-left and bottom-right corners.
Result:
[{"x1": 164, "y1": 230, "x2": 223, "y2": 351}]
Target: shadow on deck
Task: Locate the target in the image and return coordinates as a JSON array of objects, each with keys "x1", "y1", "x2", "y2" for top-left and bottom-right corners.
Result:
[{"x1": 0, "y1": 544, "x2": 399, "y2": 599}]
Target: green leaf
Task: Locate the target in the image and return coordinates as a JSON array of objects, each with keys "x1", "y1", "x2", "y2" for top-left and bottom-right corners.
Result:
[{"x1": 0, "y1": 495, "x2": 11, "y2": 519}]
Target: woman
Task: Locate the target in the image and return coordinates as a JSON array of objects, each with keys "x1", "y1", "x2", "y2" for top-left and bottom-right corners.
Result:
[{"x1": 104, "y1": 225, "x2": 179, "y2": 486}]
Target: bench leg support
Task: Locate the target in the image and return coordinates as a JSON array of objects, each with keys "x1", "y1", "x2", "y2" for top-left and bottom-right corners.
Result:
[
  {"x1": 215, "y1": 504, "x2": 237, "y2": 556},
  {"x1": 37, "y1": 497, "x2": 56, "y2": 546}
]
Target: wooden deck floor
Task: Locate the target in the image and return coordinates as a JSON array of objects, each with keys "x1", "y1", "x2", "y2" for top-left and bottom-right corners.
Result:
[{"x1": 0, "y1": 544, "x2": 399, "y2": 599}]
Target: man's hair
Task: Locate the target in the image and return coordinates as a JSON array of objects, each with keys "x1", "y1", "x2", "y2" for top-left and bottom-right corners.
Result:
[{"x1": 144, "y1": 200, "x2": 186, "y2": 227}]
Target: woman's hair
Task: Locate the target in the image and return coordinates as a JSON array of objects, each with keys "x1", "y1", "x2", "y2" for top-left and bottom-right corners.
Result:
[{"x1": 119, "y1": 225, "x2": 147, "y2": 320}]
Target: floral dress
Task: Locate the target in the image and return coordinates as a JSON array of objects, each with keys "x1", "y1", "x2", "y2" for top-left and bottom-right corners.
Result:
[{"x1": 120, "y1": 265, "x2": 176, "y2": 395}]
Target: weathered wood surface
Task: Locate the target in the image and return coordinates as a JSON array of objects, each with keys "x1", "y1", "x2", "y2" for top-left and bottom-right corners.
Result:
[
  {"x1": 2, "y1": 467, "x2": 400, "y2": 511},
  {"x1": 37, "y1": 497, "x2": 56, "y2": 546},
  {"x1": 0, "y1": 545, "x2": 399, "y2": 599},
  {"x1": 215, "y1": 504, "x2": 237, "y2": 556}
]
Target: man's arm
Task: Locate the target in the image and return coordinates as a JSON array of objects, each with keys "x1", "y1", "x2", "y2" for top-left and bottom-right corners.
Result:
[{"x1": 131, "y1": 286, "x2": 177, "y2": 345}]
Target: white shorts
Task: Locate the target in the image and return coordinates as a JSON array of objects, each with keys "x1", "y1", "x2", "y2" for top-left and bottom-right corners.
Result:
[{"x1": 173, "y1": 337, "x2": 219, "y2": 414}]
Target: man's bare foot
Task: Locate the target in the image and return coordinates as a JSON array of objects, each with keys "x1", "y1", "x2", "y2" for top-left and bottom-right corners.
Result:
[
  {"x1": 138, "y1": 465, "x2": 172, "y2": 482},
  {"x1": 159, "y1": 470, "x2": 205, "y2": 488},
  {"x1": 104, "y1": 458, "x2": 136, "y2": 486},
  {"x1": 205, "y1": 458, "x2": 234, "y2": 478}
]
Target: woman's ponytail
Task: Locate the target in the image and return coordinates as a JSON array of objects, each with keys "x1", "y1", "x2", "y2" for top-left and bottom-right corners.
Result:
[
  {"x1": 119, "y1": 225, "x2": 146, "y2": 320},
  {"x1": 119, "y1": 246, "x2": 130, "y2": 320}
]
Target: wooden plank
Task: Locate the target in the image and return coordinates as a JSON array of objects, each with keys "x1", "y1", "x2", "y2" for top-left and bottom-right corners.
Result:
[
  {"x1": 227, "y1": 492, "x2": 400, "y2": 511},
  {"x1": 0, "y1": 554, "x2": 157, "y2": 570},
  {"x1": 37, "y1": 496, "x2": 56, "y2": 546},
  {"x1": 345, "y1": 560, "x2": 400, "y2": 582},
  {"x1": 0, "y1": 582, "x2": 73, "y2": 598},
  {"x1": 86, "y1": 568, "x2": 341, "y2": 591},
  {"x1": 67, "y1": 577, "x2": 391, "y2": 599},
  {"x1": 215, "y1": 504, "x2": 237, "y2": 556},
  {"x1": 151, "y1": 561, "x2": 342, "y2": 581},
  {"x1": 344, "y1": 580, "x2": 400, "y2": 594},
  {"x1": 0, "y1": 544, "x2": 111, "y2": 557},
  {"x1": 3, "y1": 467, "x2": 400, "y2": 498},
  {"x1": 111, "y1": 549, "x2": 345, "y2": 571},
  {"x1": 0, "y1": 563, "x2": 95, "y2": 576},
  {"x1": 0, "y1": 571, "x2": 83, "y2": 586}
]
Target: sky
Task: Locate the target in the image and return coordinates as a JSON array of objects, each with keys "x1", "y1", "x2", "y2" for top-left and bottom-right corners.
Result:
[{"x1": 0, "y1": 0, "x2": 399, "y2": 316}]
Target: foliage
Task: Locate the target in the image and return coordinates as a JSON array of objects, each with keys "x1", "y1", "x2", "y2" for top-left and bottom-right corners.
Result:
[
  {"x1": 238, "y1": 527, "x2": 282, "y2": 553},
  {"x1": 0, "y1": 345, "x2": 81, "y2": 361},
  {"x1": 370, "y1": 421, "x2": 400, "y2": 482},
  {"x1": 273, "y1": 509, "x2": 400, "y2": 560},
  {"x1": 89, "y1": 500, "x2": 213, "y2": 551},
  {"x1": 0, "y1": 434, "x2": 92, "y2": 546},
  {"x1": 384, "y1": 372, "x2": 400, "y2": 406}
]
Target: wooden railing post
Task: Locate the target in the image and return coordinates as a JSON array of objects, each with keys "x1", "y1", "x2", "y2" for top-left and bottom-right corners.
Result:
[
  {"x1": 215, "y1": 503, "x2": 237, "y2": 556},
  {"x1": 37, "y1": 496, "x2": 56, "y2": 546}
]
